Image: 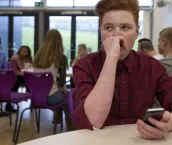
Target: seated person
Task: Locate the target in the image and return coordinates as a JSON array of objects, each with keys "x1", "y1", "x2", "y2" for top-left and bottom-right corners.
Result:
[
  {"x1": 11, "y1": 45, "x2": 32, "y2": 90},
  {"x1": 6, "y1": 45, "x2": 32, "y2": 112},
  {"x1": 72, "y1": 44, "x2": 88, "y2": 66},
  {"x1": 73, "y1": 0, "x2": 172, "y2": 140},
  {"x1": 138, "y1": 38, "x2": 163, "y2": 60},
  {"x1": 33, "y1": 29, "x2": 71, "y2": 130},
  {"x1": 158, "y1": 27, "x2": 172, "y2": 76}
]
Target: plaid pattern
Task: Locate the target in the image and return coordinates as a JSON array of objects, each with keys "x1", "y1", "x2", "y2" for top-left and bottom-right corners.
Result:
[{"x1": 73, "y1": 49, "x2": 172, "y2": 130}]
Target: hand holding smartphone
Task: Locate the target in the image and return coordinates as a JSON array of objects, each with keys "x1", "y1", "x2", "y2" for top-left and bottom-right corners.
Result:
[{"x1": 143, "y1": 108, "x2": 165, "y2": 127}]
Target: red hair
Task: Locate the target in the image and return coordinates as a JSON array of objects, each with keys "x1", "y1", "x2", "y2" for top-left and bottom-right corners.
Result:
[{"x1": 95, "y1": 0, "x2": 139, "y2": 26}]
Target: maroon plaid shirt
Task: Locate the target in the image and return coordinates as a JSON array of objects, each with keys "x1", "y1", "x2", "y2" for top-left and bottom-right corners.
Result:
[{"x1": 73, "y1": 49, "x2": 172, "y2": 130}]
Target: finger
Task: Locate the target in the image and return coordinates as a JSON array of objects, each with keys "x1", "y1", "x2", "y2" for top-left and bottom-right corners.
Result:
[
  {"x1": 137, "y1": 119, "x2": 166, "y2": 137},
  {"x1": 137, "y1": 124, "x2": 151, "y2": 139},
  {"x1": 162, "y1": 111, "x2": 171, "y2": 122},
  {"x1": 148, "y1": 117, "x2": 171, "y2": 133},
  {"x1": 112, "y1": 36, "x2": 127, "y2": 48},
  {"x1": 138, "y1": 124, "x2": 162, "y2": 139}
]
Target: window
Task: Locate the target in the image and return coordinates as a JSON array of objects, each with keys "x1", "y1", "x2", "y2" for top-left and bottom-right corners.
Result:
[
  {"x1": 76, "y1": 16, "x2": 99, "y2": 53},
  {"x1": 0, "y1": 0, "x2": 153, "y2": 7},
  {"x1": 47, "y1": 0, "x2": 73, "y2": 7},
  {"x1": 0, "y1": 0, "x2": 10, "y2": 7},
  {"x1": 132, "y1": 11, "x2": 152, "y2": 51},
  {"x1": 139, "y1": 0, "x2": 153, "y2": 7},
  {"x1": 13, "y1": 16, "x2": 35, "y2": 57},
  {"x1": 10, "y1": 0, "x2": 41, "y2": 7},
  {"x1": 74, "y1": 0, "x2": 98, "y2": 7},
  {"x1": 74, "y1": 0, "x2": 153, "y2": 7}
]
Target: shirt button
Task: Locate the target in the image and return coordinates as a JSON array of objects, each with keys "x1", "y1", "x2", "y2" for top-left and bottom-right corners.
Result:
[
  {"x1": 123, "y1": 101, "x2": 127, "y2": 104},
  {"x1": 121, "y1": 81, "x2": 125, "y2": 84}
]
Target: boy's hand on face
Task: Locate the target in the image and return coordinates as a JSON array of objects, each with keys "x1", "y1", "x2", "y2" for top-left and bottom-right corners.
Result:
[{"x1": 103, "y1": 35, "x2": 127, "y2": 60}]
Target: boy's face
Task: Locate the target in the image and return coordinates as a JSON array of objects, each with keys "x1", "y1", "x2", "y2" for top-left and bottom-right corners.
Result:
[{"x1": 100, "y1": 10, "x2": 139, "y2": 59}]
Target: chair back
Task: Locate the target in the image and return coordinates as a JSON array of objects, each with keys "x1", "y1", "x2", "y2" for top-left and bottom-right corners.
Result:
[
  {"x1": 68, "y1": 88, "x2": 78, "y2": 123},
  {"x1": 0, "y1": 69, "x2": 16, "y2": 101},
  {"x1": 24, "y1": 71, "x2": 53, "y2": 107}
]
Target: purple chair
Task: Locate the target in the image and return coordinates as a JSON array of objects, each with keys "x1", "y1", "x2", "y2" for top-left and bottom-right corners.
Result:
[
  {"x1": 0, "y1": 69, "x2": 31, "y2": 142},
  {"x1": 15, "y1": 71, "x2": 68, "y2": 144},
  {"x1": 68, "y1": 89, "x2": 78, "y2": 124}
]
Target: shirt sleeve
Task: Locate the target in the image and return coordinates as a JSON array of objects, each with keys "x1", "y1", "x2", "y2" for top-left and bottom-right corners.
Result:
[
  {"x1": 155, "y1": 62, "x2": 172, "y2": 112},
  {"x1": 73, "y1": 58, "x2": 95, "y2": 130}
]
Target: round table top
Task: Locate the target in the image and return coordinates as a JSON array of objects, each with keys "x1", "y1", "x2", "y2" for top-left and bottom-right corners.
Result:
[{"x1": 18, "y1": 124, "x2": 172, "y2": 145}]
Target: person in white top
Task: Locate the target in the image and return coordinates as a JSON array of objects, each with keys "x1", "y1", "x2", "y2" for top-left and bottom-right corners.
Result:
[
  {"x1": 33, "y1": 29, "x2": 71, "y2": 130},
  {"x1": 137, "y1": 38, "x2": 163, "y2": 60}
]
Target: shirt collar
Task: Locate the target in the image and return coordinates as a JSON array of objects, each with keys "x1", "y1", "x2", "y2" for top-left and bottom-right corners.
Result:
[{"x1": 101, "y1": 49, "x2": 134, "y2": 75}]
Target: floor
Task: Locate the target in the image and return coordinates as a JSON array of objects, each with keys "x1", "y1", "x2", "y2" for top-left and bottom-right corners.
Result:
[{"x1": 0, "y1": 101, "x2": 67, "y2": 145}]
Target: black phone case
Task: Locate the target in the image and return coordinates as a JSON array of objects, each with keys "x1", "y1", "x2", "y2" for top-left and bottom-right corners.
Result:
[{"x1": 143, "y1": 110, "x2": 165, "y2": 127}]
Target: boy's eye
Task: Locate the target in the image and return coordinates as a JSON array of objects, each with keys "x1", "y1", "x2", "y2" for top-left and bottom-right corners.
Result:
[
  {"x1": 105, "y1": 26, "x2": 113, "y2": 31},
  {"x1": 121, "y1": 26, "x2": 130, "y2": 31}
]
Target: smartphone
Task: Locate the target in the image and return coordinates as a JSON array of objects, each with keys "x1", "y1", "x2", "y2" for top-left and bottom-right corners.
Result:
[{"x1": 143, "y1": 108, "x2": 165, "y2": 127}]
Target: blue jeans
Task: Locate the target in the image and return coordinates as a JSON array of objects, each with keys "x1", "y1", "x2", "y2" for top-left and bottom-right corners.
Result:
[{"x1": 47, "y1": 90, "x2": 69, "y2": 117}]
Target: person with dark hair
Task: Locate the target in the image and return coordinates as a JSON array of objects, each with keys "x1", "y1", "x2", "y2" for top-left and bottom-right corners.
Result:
[
  {"x1": 73, "y1": 0, "x2": 172, "y2": 139},
  {"x1": 158, "y1": 27, "x2": 172, "y2": 76},
  {"x1": 138, "y1": 40, "x2": 163, "y2": 60},
  {"x1": 138, "y1": 38, "x2": 152, "y2": 44},
  {"x1": 5, "y1": 45, "x2": 33, "y2": 112}
]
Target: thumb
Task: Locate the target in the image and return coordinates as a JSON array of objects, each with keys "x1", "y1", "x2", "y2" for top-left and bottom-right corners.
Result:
[{"x1": 162, "y1": 111, "x2": 171, "y2": 122}]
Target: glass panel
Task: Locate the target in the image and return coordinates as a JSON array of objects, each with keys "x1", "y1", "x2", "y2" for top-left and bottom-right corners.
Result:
[
  {"x1": 47, "y1": 0, "x2": 73, "y2": 7},
  {"x1": 12, "y1": 0, "x2": 41, "y2": 7},
  {"x1": 74, "y1": 0, "x2": 98, "y2": 6},
  {"x1": 49, "y1": 16, "x2": 72, "y2": 64},
  {"x1": 132, "y1": 11, "x2": 152, "y2": 51},
  {"x1": 0, "y1": 16, "x2": 9, "y2": 59},
  {"x1": 13, "y1": 16, "x2": 35, "y2": 58},
  {"x1": 139, "y1": 0, "x2": 153, "y2": 6},
  {"x1": 74, "y1": 0, "x2": 153, "y2": 7},
  {"x1": 8, "y1": 0, "x2": 153, "y2": 7},
  {"x1": 76, "y1": 16, "x2": 99, "y2": 54},
  {"x1": 0, "y1": 0, "x2": 10, "y2": 7}
]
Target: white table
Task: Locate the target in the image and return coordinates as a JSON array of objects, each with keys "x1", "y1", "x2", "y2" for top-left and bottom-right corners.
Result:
[
  {"x1": 18, "y1": 125, "x2": 172, "y2": 145},
  {"x1": 22, "y1": 67, "x2": 73, "y2": 77}
]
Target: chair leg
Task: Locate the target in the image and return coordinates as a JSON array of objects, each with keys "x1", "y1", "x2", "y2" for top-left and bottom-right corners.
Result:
[
  {"x1": 0, "y1": 102, "x2": 3, "y2": 112},
  {"x1": 60, "y1": 110, "x2": 63, "y2": 130},
  {"x1": 9, "y1": 103, "x2": 12, "y2": 126},
  {"x1": 53, "y1": 110, "x2": 57, "y2": 134},
  {"x1": 35, "y1": 108, "x2": 41, "y2": 133},
  {"x1": 14, "y1": 107, "x2": 30, "y2": 144},
  {"x1": 34, "y1": 109, "x2": 38, "y2": 133},
  {"x1": 30, "y1": 104, "x2": 33, "y2": 113},
  {"x1": 38, "y1": 109, "x2": 40, "y2": 133},
  {"x1": 13, "y1": 103, "x2": 19, "y2": 142}
]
